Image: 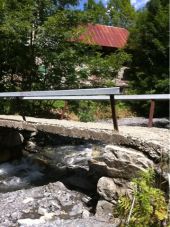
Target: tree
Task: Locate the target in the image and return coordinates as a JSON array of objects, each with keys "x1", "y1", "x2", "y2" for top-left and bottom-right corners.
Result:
[
  {"x1": 83, "y1": 0, "x2": 109, "y2": 24},
  {"x1": 106, "y1": 0, "x2": 136, "y2": 28},
  {"x1": 83, "y1": 0, "x2": 136, "y2": 28},
  {"x1": 0, "y1": 0, "x2": 131, "y2": 116},
  {"x1": 126, "y1": 0, "x2": 169, "y2": 116},
  {"x1": 128, "y1": 0, "x2": 169, "y2": 95}
]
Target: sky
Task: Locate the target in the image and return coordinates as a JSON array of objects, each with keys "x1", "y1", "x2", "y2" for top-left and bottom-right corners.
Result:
[
  {"x1": 78, "y1": 0, "x2": 150, "y2": 10},
  {"x1": 131, "y1": 0, "x2": 150, "y2": 9}
]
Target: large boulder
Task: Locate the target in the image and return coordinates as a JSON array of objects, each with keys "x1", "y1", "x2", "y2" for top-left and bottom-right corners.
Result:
[{"x1": 89, "y1": 145, "x2": 153, "y2": 180}]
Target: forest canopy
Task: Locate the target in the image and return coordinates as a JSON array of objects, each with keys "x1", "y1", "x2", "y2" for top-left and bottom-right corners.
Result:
[{"x1": 0, "y1": 0, "x2": 169, "y2": 116}]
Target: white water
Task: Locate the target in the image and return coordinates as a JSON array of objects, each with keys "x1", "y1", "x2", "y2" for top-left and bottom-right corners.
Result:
[
  {"x1": 0, "y1": 144, "x2": 96, "y2": 193},
  {"x1": 0, "y1": 158, "x2": 44, "y2": 192}
]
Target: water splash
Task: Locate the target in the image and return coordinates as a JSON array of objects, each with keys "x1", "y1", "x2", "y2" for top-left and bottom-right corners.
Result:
[
  {"x1": 0, "y1": 144, "x2": 97, "y2": 192},
  {"x1": 0, "y1": 158, "x2": 44, "y2": 192}
]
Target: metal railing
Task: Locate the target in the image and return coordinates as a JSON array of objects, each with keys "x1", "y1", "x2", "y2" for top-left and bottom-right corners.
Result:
[{"x1": 0, "y1": 88, "x2": 169, "y2": 131}]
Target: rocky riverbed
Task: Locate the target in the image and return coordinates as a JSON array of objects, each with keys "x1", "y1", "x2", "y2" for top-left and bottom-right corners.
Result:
[{"x1": 0, "y1": 143, "x2": 120, "y2": 227}]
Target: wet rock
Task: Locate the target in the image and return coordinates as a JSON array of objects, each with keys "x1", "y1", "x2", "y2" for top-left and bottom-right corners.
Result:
[
  {"x1": 89, "y1": 145, "x2": 153, "y2": 180},
  {"x1": 25, "y1": 141, "x2": 37, "y2": 153},
  {"x1": 97, "y1": 177, "x2": 132, "y2": 203},
  {"x1": 39, "y1": 145, "x2": 94, "y2": 171},
  {"x1": 81, "y1": 195, "x2": 92, "y2": 204}
]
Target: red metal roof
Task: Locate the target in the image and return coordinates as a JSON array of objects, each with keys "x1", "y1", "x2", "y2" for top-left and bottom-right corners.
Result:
[{"x1": 78, "y1": 24, "x2": 129, "y2": 48}]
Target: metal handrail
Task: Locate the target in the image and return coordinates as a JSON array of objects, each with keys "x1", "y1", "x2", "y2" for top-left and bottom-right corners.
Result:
[{"x1": 0, "y1": 89, "x2": 169, "y2": 130}]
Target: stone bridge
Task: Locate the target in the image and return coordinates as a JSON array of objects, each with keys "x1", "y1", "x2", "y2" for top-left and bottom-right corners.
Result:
[{"x1": 0, "y1": 115, "x2": 169, "y2": 152}]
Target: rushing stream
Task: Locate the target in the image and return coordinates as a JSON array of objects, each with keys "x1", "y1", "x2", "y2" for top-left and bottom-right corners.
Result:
[
  {"x1": 0, "y1": 144, "x2": 101, "y2": 193},
  {"x1": 0, "y1": 157, "x2": 45, "y2": 193}
]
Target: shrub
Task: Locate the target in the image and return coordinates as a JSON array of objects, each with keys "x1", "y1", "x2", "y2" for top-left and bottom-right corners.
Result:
[
  {"x1": 116, "y1": 169, "x2": 168, "y2": 227},
  {"x1": 77, "y1": 101, "x2": 97, "y2": 122}
]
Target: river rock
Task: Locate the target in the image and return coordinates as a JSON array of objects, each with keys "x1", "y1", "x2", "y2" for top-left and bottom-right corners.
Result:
[
  {"x1": 95, "y1": 200, "x2": 114, "y2": 221},
  {"x1": 0, "y1": 181, "x2": 88, "y2": 226},
  {"x1": 18, "y1": 218, "x2": 45, "y2": 226},
  {"x1": 25, "y1": 141, "x2": 38, "y2": 153},
  {"x1": 17, "y1": 217, "x2": 118, "y2": 227},
  {"x1": 97, "y1": 177, "x2": 132, "y2": 203},
  {"x1": 89, "y1": 145, "x2": 153, "y2": 180},
  {"x1": 82, "y1": 209, "x2": 90, "y2": 218}
]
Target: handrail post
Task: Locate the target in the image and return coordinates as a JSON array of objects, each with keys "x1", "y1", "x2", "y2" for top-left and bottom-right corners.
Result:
[
  {"x1": 110, "y1": 95, "x2": 118, "y2": 131},
  {"x1": 148, "y1": 99, "x2": 155, "y2": 127}
]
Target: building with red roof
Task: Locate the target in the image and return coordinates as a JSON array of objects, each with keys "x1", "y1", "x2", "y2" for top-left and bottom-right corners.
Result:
[
  {"x1": 77, "y1": 24, "x2": 129, "y2": 89},
  {"x1": 78, "y1": 24, "x2": 129, "y2": 49}
]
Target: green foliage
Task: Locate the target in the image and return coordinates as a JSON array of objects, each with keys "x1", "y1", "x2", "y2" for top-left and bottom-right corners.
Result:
[
  {"x1": 77, "y1": 101, "x2": 97, "y2": 122},
  {"x1": 88, "y1": 50, "x2": 131, "y2": 78},
  {"x1": 83, "y1": 0, "x2": 136, "y2": 28},
  {"x1": 126, "y1": 0, "x2": 169, "y2": 117},
  {"x1": 128, "y1": 0, "x2": 169, "y2": 95},
  {"x1": 84, "y1": 0, "x2": 109, "y2": 24},
  {"x1": 0, "y1": 1, "x2": 130, "y2": 88},
  {"x1": 107, "y1": 0, "x2": 136, "y2": 28},
  {"x1": 0, "y1": 0, "x2": 131, "y2": 117},
  {"x1": 116, "y1": 101, "x2": 135, "y2": 118},
  {"x1": 117, "y1": 169, "x2": 168, "y2": 227},
  {"x1": 52, "y1": 101, "x2": 65, "y2": 109}
]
